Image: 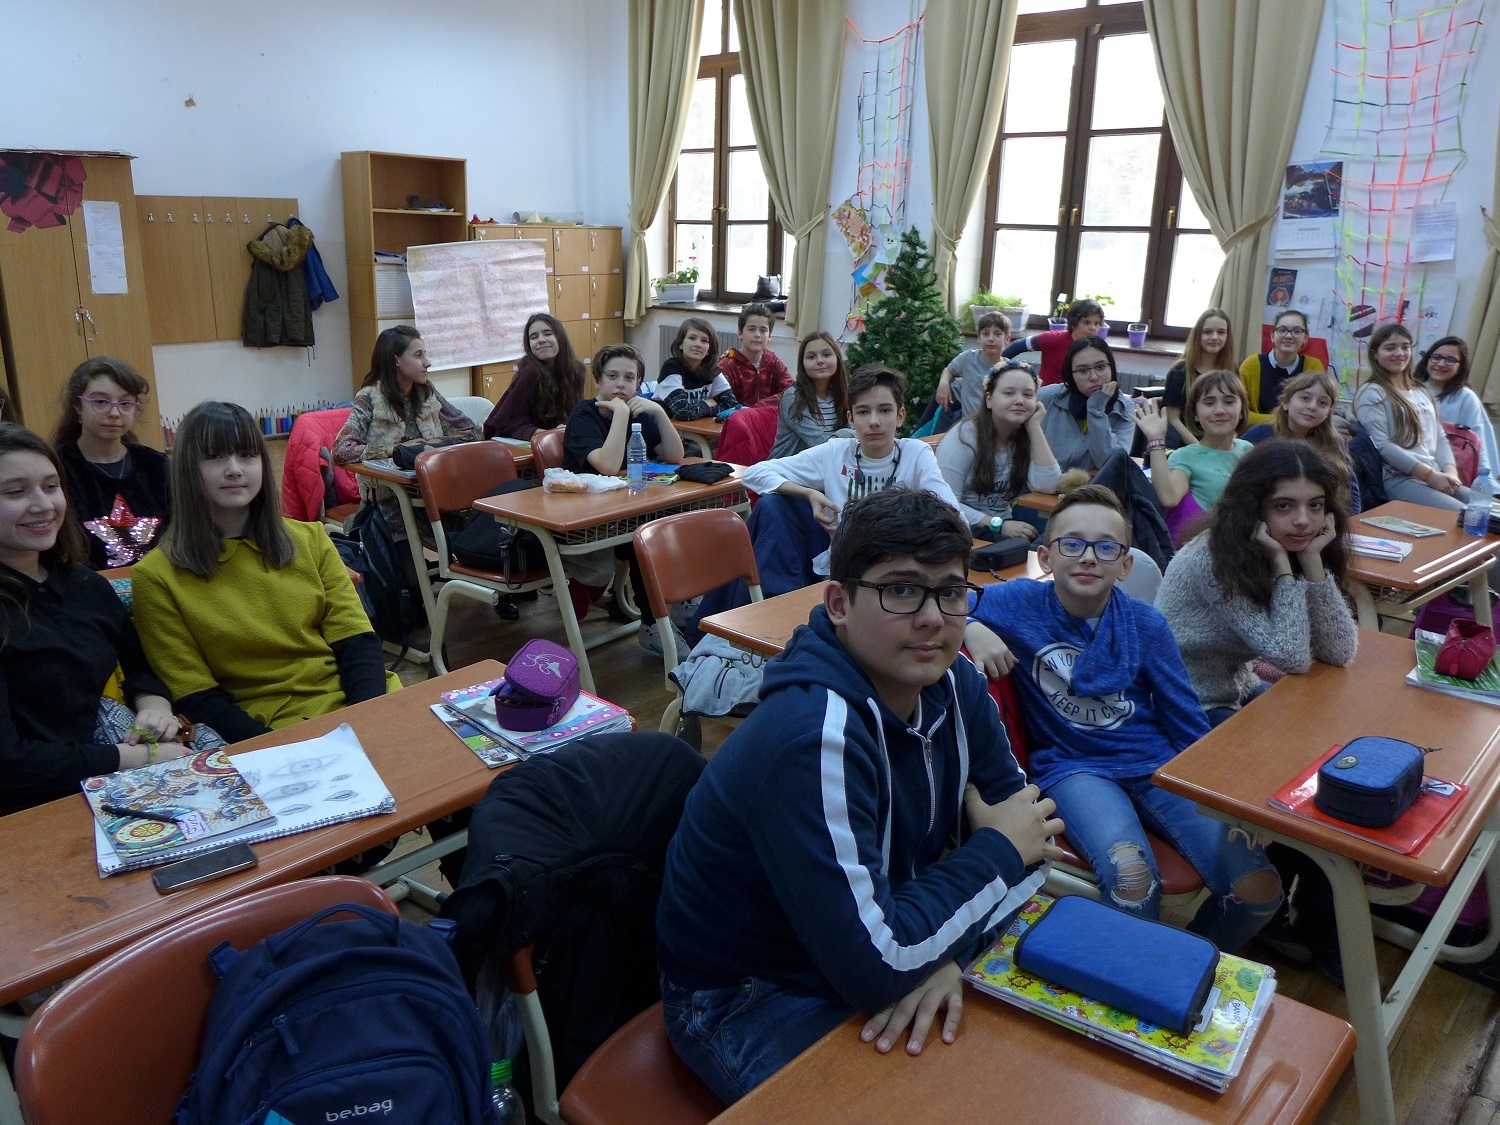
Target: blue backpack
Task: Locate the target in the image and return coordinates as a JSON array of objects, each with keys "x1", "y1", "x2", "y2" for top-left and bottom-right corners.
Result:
[{"x1": 177, "y1": 903, "x2": 492, "y2": 1125}]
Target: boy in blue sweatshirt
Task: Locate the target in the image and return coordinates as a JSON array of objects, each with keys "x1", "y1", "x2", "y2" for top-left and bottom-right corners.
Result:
[
  {"x1": 656, "y1": 488, "x2": 1064, "y2": 1103},
  {"x1": 965, "y1": 484, "x2": 1281, "y2": 951}
]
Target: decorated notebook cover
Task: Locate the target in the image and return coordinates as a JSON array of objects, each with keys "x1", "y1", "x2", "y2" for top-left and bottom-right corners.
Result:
[
  {"x1": 90, "y1": 724, "x2": 395, "y2": 877},
  {"x1": 630, "y1": 462, "x2": 679, "y2": 484},
  {"x1": 1361, "y1": 514, "x2": 1444, "y2": 538},
  {"x1": 1268, "y1": 743, "x2": 1466, "y2": 855},
  {"x1": 83, "y1": 749, "x2": 275, "y2": 861},
  {"x1": 964, "y1": 894, "x2": 1275, "y2": 1091},
  {"x1": 360, "y1": 457, "x2": 416, "y2": 479},
  {"x1": 428, "y1": 703, "x2": 522, "y2": 769},
  {"x1": 1413, "y1": 629, "x2": 1500, "y2": 696},
  {"x1": 440, "y1": 677, "x2": 630, "y2": 754}
]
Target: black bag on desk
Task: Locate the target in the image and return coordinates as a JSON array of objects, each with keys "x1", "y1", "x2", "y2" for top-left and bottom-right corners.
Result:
[
  {"x1": 971, "y1": 537, "x2": 1029, "y2": 572},
  {"x1": 449, "y1": 478, "x2": 546, "y2": 585},
  {"x1": 675, "y1": 460, "x2": 735, "y2": 484},
  {"x1": 1313, "y1": 736, "x2": 1428, "y2": 827},
  {"x1": 390, "y1": 435, "x2": 469, "y2": 471}
]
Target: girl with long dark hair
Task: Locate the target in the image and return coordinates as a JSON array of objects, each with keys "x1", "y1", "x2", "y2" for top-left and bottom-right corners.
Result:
[{"x1": 483, "y1": 313, "x2": 588, "y2": 439}]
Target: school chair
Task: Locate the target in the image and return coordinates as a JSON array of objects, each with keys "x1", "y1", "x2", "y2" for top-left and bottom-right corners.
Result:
[
  {"x1": 634, "y1": 510, "x2": 763, "y2": 744},
  {"x1": 985, "y1": 673, "x2": 1204, "y2": 912},
  {"x1": 450, "y1": 395, "x2": 495, "y2": 429},
  {"x1": 280, "y1": 406, "x2": 359, "y2": 529},
  {"x1": 1117, "y1": 547, "x2": 1164, "y2": 604},
  {"x1": 531, "y1": 425, "x2": 567, "y2": 472},
  {"x1": 14, "y1": 876, "x2": 396, "y2": 1125},
  {"x1": 414, "y1": 442, "x2": 553, "y2": 675}
]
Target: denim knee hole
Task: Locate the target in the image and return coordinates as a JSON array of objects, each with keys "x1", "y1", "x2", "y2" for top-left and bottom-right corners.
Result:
[{"x1": 1107, "y1": 842, "x2": 1155, "y2": 905}]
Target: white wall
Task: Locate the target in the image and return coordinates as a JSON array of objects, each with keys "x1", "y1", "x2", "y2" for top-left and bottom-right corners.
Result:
[{"x1": 0, "y1": 0, "x2": 629, "y2": 423}]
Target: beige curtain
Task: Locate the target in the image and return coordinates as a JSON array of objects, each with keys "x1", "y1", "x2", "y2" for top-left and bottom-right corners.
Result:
[
  {"x1": 732, "y1": 0, "x2": 846, "y2": 331},
  {"x1": 924, "y1": 0, "x2": 1019, "y2": 310},
  {"x1": 624, "y1": 0, "x2": 705, "y2": 324},
  {"x1": 1467, "y1": 119, "x2": 1500, "y2": 401},
  {"x1": 1144, "y1": 1, "x2": 1324, "y2": 352}
]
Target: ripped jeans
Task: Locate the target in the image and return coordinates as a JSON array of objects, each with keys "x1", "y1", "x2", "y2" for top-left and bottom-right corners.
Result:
[{"x1": 1048, "y1": 771, "x2": 1280, "y2": 953}]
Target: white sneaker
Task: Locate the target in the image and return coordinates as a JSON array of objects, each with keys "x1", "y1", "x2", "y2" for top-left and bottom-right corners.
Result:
[
  {"x1": 670, "y1": 596, "x2": 703, "y2": 632},
  {"x1": 638, "y1": 621, "x2": 690, "y2": 663}
]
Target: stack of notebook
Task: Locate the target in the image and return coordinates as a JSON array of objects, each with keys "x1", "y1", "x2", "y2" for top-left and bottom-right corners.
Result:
[
  {"x1": 1406, "y1": 628, "x2": 1500, "y2": 708},
  {"x1": 436, "y1": 677, "x2": 631, "y2": 766},
  {"x1": 964, "y1": 894, "x2": 1276, "y2": 1092}
]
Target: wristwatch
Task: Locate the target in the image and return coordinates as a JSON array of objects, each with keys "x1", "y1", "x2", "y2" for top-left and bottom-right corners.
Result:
[{"x1": 988, "y1": 515, "x2": 1005, "y2": 535}]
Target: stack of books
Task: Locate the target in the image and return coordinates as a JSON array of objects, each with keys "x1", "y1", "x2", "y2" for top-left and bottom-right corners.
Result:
[
  {"x1": 964, "y1": 894, "x2": 1276, "y2": 1092},
  {"x1": 434, "y1": 677, "x2": 631, "y2": 767},
  {"x1": 1406, "y1": 628, "x2": 1500, "y2": 708},
  {"x1": 1349, "y1": 534, "x2": 1413, "y2": 561}
]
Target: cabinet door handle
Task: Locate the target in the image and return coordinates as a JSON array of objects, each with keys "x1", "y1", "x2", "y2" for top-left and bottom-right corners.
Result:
[
  {"x1": 82, "y1": 308, "x2": 99, "y2": 341},
  {"x1": 74, "y1": 307, "x2": 85, "y2": 336}
]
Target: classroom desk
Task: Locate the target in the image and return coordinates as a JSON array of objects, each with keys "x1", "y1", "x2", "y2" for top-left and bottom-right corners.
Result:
[
  {"x1": 1154, "y1": 629, "x2": 1500, "y2": 1125},
  {"x1": 710, "y1": 994, "x2": 1353, "y2": 1125},
  {"x1": 0, "y1": 660, "x2": 504, "y2": 1008},
  {"x1": 1346, "y1": 500, "x2": 1500, "y2": 629},
  {"x1": 699, "y1": 554, "x2": 1043, "y2": 658},
  {"x1": 1016, "y1": 490, "x2": 1061, "y2": 514},
  {"x1": 671, "y1": 417, "x2": 723, "y2": 454},
  {"x1": 473, "y1": 465, "x2": 750, "y2": 693}
]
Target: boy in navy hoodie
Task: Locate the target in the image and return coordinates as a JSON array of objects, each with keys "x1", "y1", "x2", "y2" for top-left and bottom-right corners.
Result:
[
  {"x1": 657, "y1": 488, "x2": 1064, "y2": 1103},
  {"x1": 964, "y1": 484, "x2": 1281, "y2": 950}
]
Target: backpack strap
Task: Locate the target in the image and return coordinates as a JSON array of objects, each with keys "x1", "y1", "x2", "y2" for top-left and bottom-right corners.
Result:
[
  {"x1": 266, "y1": 902, "x2": 400, "y2": 956},
  {"x1": 208, "y1": 939, "x2": 241, "y2": 981}
]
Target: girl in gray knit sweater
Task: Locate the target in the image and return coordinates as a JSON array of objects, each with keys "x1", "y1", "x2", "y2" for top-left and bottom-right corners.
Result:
[{"x1": 1156, "y1": 439, "x2": 1358, "y2": 726}]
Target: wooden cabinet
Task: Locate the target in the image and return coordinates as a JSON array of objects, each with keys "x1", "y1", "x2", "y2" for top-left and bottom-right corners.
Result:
[
  {"x1": 0, "y1": 153, "x2": 163, "y2": 446},
  {"x1": 341, "y1": 152, "x2": 467, "y2": 395},
  {"x1": 474, "y1": 359, "x2": 521, "y2": 404}
]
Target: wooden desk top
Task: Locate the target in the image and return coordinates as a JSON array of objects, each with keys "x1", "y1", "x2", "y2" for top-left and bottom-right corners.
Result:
[
  {"x1": 672, "y1": 418, "x2": 724, "y2": 439},
  {"x1": 472, "y1": 461, "x2": 747, "y2": 533},
  {"x1": 1016, "y1": 490, "x2": 1061, "y2": 514},
  {"x1": 0, "y1": 661, "x2": 504, "y2": 1005},
  {"x1": 711, "y1": 992, "x2": 1353, "y2": 1125},
  {"x1": 1348, "y1": 500, "x2": 1500, "y2": 592},
  {"x1": 700, "y1": 556, "x2": 1043, "y2": 657},
  {"x1": 1155, "y1": 629, "x2": 1500, "y2": 885}
]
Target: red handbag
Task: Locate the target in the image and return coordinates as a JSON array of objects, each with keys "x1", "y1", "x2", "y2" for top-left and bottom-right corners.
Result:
[{"x1": 1434, "y1": 619, "x2": 1498, "y2": 681}]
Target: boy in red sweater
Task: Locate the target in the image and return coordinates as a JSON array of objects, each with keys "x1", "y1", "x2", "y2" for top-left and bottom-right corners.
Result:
[{"x1": 717, "y1": 302, "x2": 791, "y2": 407}]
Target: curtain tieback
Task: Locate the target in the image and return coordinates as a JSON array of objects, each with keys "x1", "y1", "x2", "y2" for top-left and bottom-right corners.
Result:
[
  {"x1": 1482, "y1": 206, "x2": 1500, "y2": 251},
  {"x1": 1220, "y1": 211, "x2": 1274, "y2": 253},
  {"x1": 790, "y1": 212, "x2": 826, "y2": 242}
]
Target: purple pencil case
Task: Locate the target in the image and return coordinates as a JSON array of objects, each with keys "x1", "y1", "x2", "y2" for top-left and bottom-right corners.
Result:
[{"x1": 491, "y1": 638, "x2": 581, "y2": 731}]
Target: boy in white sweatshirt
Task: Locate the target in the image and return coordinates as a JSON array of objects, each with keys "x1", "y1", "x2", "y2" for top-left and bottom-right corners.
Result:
[{"x1": 743, "y1": 365, "x2": 960, "y2": 579}]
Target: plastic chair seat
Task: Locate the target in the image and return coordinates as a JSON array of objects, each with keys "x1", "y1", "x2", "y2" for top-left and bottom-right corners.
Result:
[
  {"x1": 447, "y1": 560, "x2": 552, "y2": 585},
  {"x1": 327, "y1": 501, "x2": 359, "y2": 523},
  {"x1": 559, "y1": 1003, "x2": 722, "y2": 1125},
  {"x1": 1054, "y1": 832, "x2": 1203, "y2": 898}
]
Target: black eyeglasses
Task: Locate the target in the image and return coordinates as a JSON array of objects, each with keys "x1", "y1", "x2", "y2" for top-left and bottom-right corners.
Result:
[
  {"x1": 1048, "y1": 536, "x2": 1127, "y2": 562},
  {"x1": 1072, "y1": 361, "x2": 1112, "y2": 378},
  {"x1": 1427, "y1": 354, "x2": 1461, "y2": 366},
  {"x1": 850, "y1": 580, "x2": 981, "y2": 616},
  {"x1": 1272, "y1": 326, "x2": 1308, "y2": 338}
]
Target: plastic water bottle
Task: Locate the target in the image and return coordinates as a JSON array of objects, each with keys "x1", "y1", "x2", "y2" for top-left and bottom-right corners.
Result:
[
  {"x1": 1464, "y1": 472, "x2": 1493, "y2": 537},
  {"x1": 490, "y1": 1059, "x2": 523, "y2": 1123},
  {"x1": 626, "y1": 423, "x2": 647, "y2": 493}
]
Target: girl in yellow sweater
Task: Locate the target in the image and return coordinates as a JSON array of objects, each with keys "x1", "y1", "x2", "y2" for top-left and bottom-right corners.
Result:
[{"x1": 133, "y1": 402, "x2": 398, "y2": 743}]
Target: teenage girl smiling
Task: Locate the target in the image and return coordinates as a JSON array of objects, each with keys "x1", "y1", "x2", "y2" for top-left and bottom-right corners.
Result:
[{"x1": 1136, "y1": 371, "x2": 1251, "y2": 513}]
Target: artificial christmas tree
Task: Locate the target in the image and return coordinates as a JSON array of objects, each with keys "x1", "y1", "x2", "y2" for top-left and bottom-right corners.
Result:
[{"x1": 846, "y1": 228, "x2": 963, "y2": 431}]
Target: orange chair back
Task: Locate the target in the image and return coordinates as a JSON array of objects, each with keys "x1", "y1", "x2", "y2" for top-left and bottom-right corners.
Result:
[
  {"x1": 15, "y1": 877, "x2": 397, "y2": 1125},
  {"x1": 633, "y1": 510, "x2": 760, "y2": 619},
  {"x1": 531, "y1": 426, "x2": 567, "y2": 472},
  {"x1": 416, "y1": 441, "x2": 518, "y2": 515}
]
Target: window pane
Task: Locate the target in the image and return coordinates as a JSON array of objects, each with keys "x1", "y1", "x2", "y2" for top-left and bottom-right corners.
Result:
[
  {"x1": 682, "y1": 78, "x2": 717, "y2": 150},
  {"x1": 1164, "y1": 234, "x2": 1225, "y2": 328},
  {"x1": 1017, "y1": 0, "x2": 1083, "y2": 12},
  {"x1": 1178, "y1": 178, "x2": 1211, "y2": 230},
  {"x1": 1002, "y1": 41, "x2": 1076, "y2": 133},
  {"x1": 700, "y1": 0, "x2": 722, "y2": 56},
  {"x1": 991, "y1": 228, "x2": 1061, "y2": 317},
  {"x1": 728, "y1": 74, "x2": 755, "y2": 148},
  {"x1": 676, "y1": 223, "x2": 713, "y2": 288},
  {"x1": 1091, "y1": 35, "x2": 1164, "y2": 130},
  {"x1": 782, "y1": 230, "x2": 795, "y2": 293},
  {"x1": 1075, "y1": 231, "x2": 1149, "y2": 322},
  {"x1": 727, "y1": 6, "x2": 739, "y2": 52},
  {"x1": 1082, "y1": 134, "x2": 1159, "y2": 226},
  {"x1": 726, "y1": 224, "x2": 767, "y2": 293},
  {"x1": 675, "y1": 153, "x2": 715, "y2": 221},
  {"x1": 728, "y1": 150, "x2": 769, "y2": 220},
  {"x1": 997, "y1": 137, "x2": 1066, "y2": 225}
]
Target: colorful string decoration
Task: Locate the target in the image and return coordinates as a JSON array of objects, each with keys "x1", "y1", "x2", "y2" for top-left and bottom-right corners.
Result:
[
  {"x1": 1317, "y1": 0, "x2": 1484, "y2": 382},
  {"x1": 839, "y1": 8, "x2": 923, "y2": 336}
]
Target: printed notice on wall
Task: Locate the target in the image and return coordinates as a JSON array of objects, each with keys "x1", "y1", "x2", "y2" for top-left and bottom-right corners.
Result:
[
  {"x1": 407, "y1": 239, "x2": 548, "y2": 369},
  {"x1": 1410, "y1": 203, "x2": 1458, "y2": 263},
  {"x1": 82, "y1": 200, "x2": 128, "y2": 295}
]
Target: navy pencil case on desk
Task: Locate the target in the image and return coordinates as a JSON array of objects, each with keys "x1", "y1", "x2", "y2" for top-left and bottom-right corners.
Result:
[
  {"x1": 1314, "y1": 736, "x2": 1427, "y2": 828},
  {"x1": 1012, "y1": 895, "x2": 1218, "y2": 1036}
]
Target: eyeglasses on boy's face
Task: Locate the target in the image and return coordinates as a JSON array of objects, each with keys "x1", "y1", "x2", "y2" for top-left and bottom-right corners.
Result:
[
  {"x1": 1048, "y1": 536, "x2": 1127, "y2": 562},
  {"x1": 849, "y1": 580, "x2": 981, "y2": 616},
  {"x1": 81, "y1": 396, "x2": 141, "y2": 415},
  {"x1": 1272, "y1": 325, "x2": 1308, "y2": 338}
]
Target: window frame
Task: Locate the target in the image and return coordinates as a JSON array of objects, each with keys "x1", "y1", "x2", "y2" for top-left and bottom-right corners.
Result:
[
  {"x1": 979, "y1": 1, "x2": 1207, "y2": 340},
  {"x1": 666, "y1": 4, "x2": 783, "y2": 304}
]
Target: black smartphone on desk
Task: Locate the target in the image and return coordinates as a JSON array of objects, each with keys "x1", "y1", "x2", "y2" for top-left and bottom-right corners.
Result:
[{"x1": 152, "y1": 842, "x2": 258, "y2": 894}]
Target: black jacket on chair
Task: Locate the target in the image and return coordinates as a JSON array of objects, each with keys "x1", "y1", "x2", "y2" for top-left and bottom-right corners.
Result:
[
  {"x1": 440, "y1": 731, "x2": 704, "y2": 1090},
  {"x1": 1092, "y1": 450, "x2": 1175, "y2": 573}
]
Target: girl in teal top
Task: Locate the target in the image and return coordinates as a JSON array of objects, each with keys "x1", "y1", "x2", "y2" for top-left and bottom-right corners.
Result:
[{"x1": 1136, "y1": 370, "x2": 1251, "y2": 512}]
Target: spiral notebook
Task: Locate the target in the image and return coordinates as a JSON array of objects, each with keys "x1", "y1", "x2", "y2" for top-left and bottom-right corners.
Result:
[{"x1": 90, "y1": 723, "x2": 396, "y2": 877}]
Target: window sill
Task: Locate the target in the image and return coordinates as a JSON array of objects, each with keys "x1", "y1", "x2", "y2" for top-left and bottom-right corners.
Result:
[{"x1": 649, "y1": 298, "x2": 758, "y2": 315}]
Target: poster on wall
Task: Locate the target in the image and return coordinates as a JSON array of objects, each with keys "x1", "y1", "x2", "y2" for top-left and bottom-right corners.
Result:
[
  {"x1": 1266, "y1": 267, "x2": 1298, "y2": 308},
  {"x1": 406, "y1": 239, "x2": 548, "y2": 370},
  {"x1": 1277, "y1": 161, "x2": 1342, "y2": 257}
]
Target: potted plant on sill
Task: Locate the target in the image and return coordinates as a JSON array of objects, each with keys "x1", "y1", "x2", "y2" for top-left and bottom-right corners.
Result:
[
  {"x1": 961, "y1": 288, "x2": 1027, "y2": 332},
  {"x1": 1050, "y1": 293, "x2": 1115, "y2": 335},
  {"x1": 654, "y1": 264, "x2": 700, "y2": 304}
]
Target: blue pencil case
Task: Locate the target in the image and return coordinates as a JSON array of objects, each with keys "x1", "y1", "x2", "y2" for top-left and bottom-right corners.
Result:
[{"x1": 1012, "y1": 895, "x2": 1219, "y2": 1035}]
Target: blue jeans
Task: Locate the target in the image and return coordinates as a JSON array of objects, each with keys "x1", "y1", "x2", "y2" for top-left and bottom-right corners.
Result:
[
  {"x1": 660, "y1": 974, "x2": 852, "y2": 1104},
  {"x1": 1048, "y1": 771, "x2": 1280, "y2": 952}
]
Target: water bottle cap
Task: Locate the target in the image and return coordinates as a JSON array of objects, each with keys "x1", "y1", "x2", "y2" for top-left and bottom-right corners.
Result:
[
  {"x1": 492, "y1": 1059, "x2": 512, "y2": 1083},
  {"x1": 631, "y1": 422, "x2": 642, "y2": 431}
]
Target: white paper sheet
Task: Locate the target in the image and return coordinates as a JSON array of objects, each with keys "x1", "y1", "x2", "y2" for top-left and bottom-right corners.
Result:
[
  {"x1": 82, "y1": 200, "x2": 128, "y2": 295},
  {"x1": 1411, "y1": 203, "x2": 1458, "y2": 263}
]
